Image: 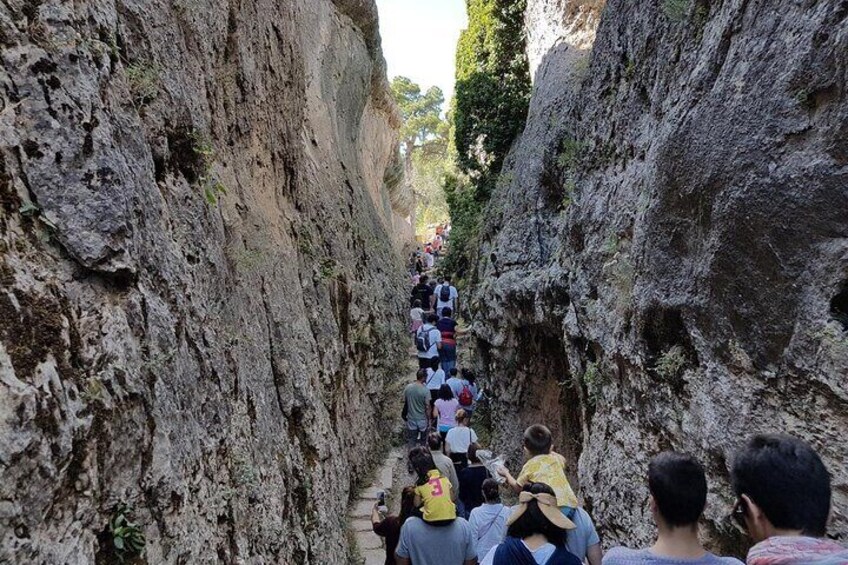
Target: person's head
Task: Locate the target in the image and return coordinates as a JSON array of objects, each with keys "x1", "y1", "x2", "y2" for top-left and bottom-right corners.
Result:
[
  {"x1": 430, "y1": 357, "x2": 441, "y2": 371},
  {"x1": 455, "y1": 408, "x2": 468, "y2": 426},
  {"x1": 437, "y1": 277, "x2": 444, "y2": 284},
  {"x1": 412, "y1": 299, "x2": 422, "y2": 309},
  {"x1": 428, "y1": 280, "x2": 437, "y2": 289},
  {"x1": 731, "y1": 434, "x2": 831, "y2": 541},
  {"x1": 408, "y1": 446, "x2": 436, "y2": 483},
  {"x1": 523, "y1": 425, "x2": 553, "y2": 457},
  {"x1": 427, "y1": 432, "x2": 443, "y2": 452},
  {"x1": 399, "y1": 486, "x2": 416, "y2": 524},
  {"x1": 449, "y1": 368, "x2": 458, "y2": 378},
  {"x1": 507, "y1": 482, "x2": 574, "y2": 546},
  {"x1": 425, "y1": 313, "x2": 439, "y2": 325},
  {"x1": 442, "y1": 307, "x2": 453, "y2": 318},
  {"x1": 420, "y1": 275, "x2": 428, "y2": 285},
  {"x1": 416, "y1": 368, "x2": 427, "y2": 383},
  {"x1": 438, "y1": 384, "x2": 454, "y2": 401},
  {"x1": 482, "y1": 478, "x2": 501, "y2": 504},
  {"x1": 467, "y1": 442, "x2": 482, "y2": 464},
  {"x1": 647, "y1": 452, "x2": 707, "y2": 529},
  {"x1": 444, "y1": 276, "x2": 452, "y2": 285}
]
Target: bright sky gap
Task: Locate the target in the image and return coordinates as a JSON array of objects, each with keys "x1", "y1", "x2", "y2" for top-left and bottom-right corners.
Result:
[{"x1": 376, "y1": 0, "x2": 468, "y2": 105}]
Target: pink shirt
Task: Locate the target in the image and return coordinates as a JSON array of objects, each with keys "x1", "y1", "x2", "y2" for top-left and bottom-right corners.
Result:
[{"x1": 434, "y1": 399, "x2": 459, "y2": 428}]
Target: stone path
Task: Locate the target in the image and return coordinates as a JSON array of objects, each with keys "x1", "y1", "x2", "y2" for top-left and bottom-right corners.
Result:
[{"x1": 348, "y1": 448, "x2": 406, "y2": 564}]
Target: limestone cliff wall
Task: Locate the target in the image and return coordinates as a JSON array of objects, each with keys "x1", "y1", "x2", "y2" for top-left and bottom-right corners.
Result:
[
  {"x1": 472, "y1": 0, "x2": 848, "y2": 552},
  {"x1": 0, "y1": 0, "x2": 411, "y2": 562}
]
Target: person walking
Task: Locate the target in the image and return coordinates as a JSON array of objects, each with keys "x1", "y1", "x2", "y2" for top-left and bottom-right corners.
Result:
[
  {"x1": 372, "y1": 486, "x2": 416, "y2": 565},
  {"x1": 458, "y1": 443, "x2": 490, "y2": 519},
  {"x1": 435, "y1": 276, "x2": 459, "y2": 317},
  {"x1": 446, "y1": 409, "x2": 478, "y2": 471},
  {"x1": 481, "y1": 482, "x2": 581, "y2": 565},
  {"x1": 427, "y1": 433, "x2": 460, "y2": 504},
  {"x1": 437, "y1": 308, "x2": 459, "y2": 374},
  {"x1": 415, "y1": 313, "x2": 441, "y2": 370},
  {"x1": 603, "y1": 452, "x2": 742, "y2": 565},
  {"x1": 731, "y1": 434, "x2": 848, "y2": 564},
  {"x1": 402, "y1": 369, "x2": 431, "y2": 451},
  {"x1": 469, "y1": 479, "x2": 512, "y2": 562},
  {"x1": 433, "y1": 384, "x2": 459, "y2": 445}
]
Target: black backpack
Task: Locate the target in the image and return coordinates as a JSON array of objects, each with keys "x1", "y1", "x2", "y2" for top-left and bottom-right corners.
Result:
[
  {"x1": 416, "y1": 327, "x2": 433, "y2": 352},
  {"x1": 439, "y1": 284, "x2": 451, "y2": 303}
]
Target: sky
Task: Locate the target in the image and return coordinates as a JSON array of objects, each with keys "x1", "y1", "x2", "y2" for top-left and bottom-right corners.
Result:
[{"x1": 375, "y1": 0, "x2": 468, "y2": 105}]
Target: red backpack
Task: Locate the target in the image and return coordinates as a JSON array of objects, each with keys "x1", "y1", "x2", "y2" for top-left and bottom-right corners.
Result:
[{"x1": 458, "y1": 383, "x2": 473, "y2": 407}]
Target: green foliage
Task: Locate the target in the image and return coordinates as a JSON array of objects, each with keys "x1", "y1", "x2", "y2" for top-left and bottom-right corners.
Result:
[
  {"x1": 319, "y1": 258, "x2": 341, "y2": 280},
  {"x1": 454, "y1": 0, "x2": 529, "y2": 192},
  {"x1": 583, "y1": 361, "x2": 603, "y2": 405},
  {"x1": 188, "y1": 131, "x2": 227, "y2": 206},
  {"x1": 440, "y1": 172, "x2": 483, "y2": 281},
  {"x1": 656, "y1": 345, "x2": 687, "y2": 379},
  {"x1": 125, "y1": 61, "x2": 160, "y2": 106},
  {"x1": 664, "y1": 0, "x2": 690, "y2": 21},
  {"x1": 412, "y1": 148, "x2": 451, "y2": 232},
  {"x1": 108, "y1": 503, "x2": 145, "y2": 562},
  {"x1": 391, "y1": 76, "x2": 446, "y2": 155},
  {"x1": 446, "y1": 0, "x2": 530, "y2": 278},
  {"x1": 557, "y1": 138, "x2": 584, "y2": 172}
]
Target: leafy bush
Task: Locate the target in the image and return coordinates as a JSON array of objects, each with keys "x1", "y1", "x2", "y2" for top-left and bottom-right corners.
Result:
[
  {"x1": 108, "y1": 503, "x2": 145, "y2": 562},
  {"x1": 656, "y1": 345, "x2": 687, "y2": 379},
  {"x1": 445, "y1": 0, "x2": 530, "y2": 279}
]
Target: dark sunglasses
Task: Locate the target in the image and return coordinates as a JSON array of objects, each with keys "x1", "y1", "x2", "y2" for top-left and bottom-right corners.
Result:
[{"x1": 731, "y1": 498, "x2": 748, "y2": 531}]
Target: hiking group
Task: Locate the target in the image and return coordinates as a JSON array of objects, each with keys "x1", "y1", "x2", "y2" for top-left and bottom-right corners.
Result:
[{"x1": 366, "y1": 246, "x2": 847, "y2": 565}]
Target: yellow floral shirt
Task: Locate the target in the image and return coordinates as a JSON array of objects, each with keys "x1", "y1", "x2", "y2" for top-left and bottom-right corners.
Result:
[
  {"x1": 414, "y1": 469, "x2": 457, "y2": 522},
  {"x1": 516, "y1": 453, "x2": 578, "y2": 508}
]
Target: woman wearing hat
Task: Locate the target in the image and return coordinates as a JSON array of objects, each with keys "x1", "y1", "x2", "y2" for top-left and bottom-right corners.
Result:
[{"x1": 480, "y1": 482, "x2": 581, "y2": 565}]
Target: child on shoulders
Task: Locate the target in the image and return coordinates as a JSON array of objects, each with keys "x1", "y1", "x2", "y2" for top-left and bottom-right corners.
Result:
[
  {"x1": 498, "y1": 424, "x2": 579, "y2": 516},
  {"x1": 409, "y1": 446, "x2": 457, "y2": 525}
]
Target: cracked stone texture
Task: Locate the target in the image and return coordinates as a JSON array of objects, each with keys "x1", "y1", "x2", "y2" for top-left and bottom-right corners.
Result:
[
  {"x1": 0, "y1": 0, "x2": 412, "y2": 562},
  {"x1": 471, "y1": 0, "x2": 848, "y2": 554}
]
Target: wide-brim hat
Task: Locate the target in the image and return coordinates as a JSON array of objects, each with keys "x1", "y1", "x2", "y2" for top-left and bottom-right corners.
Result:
[{"x1": 506, "y1": 491, "x2": 576, "y2": 530}]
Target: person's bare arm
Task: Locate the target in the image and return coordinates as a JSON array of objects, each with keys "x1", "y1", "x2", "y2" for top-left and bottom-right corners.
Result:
[
  {"x1": 464, "y1": 559, "x2": 477, "y2": 565},
  {"x1": 396, "y1": 556, "x2": 411, "y2": 565},
  {"x1": 587, "y1": 543, "x2": 603, "y2": 565},
  {"x1": 497, "y1": 467, "x2": 522, "y2": 493},
  {"x1": 432, "y1": 405, "x2": 439, "y2": 420}
]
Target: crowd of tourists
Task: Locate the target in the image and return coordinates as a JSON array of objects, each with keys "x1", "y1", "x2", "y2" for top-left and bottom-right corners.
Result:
[{"x1": 367, "y1": 249, "x2": 847, "y2": 565}]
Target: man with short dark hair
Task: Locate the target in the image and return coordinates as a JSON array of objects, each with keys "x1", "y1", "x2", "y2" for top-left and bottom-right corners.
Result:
[
  {"x1": 402, "y1": 369, "x2": 431, "y2": 451},
  {"x1": 731, "y1": 434, "x2": 848, "y2": 564},
  {"x1": 411, "y1": 275, "x2": 434, "y2": 312},
  {"x1": 603, "y1": 452, "x2": 743, "y2": 564}
]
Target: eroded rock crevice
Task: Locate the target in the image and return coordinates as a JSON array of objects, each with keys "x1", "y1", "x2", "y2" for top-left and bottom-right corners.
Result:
[
  {"x1": 0, "y1": 0, "x2": 411, "y2": 562},
  {"x1": 470, "y1": 0, "x2": 848, "y2": 550}
]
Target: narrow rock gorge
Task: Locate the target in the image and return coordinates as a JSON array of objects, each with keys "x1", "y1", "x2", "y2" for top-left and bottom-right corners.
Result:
[
  {"x1": 1, "y1": 0, "x2": 411, "y2": 562},
  {"x1": 472, "y1": 0, "x2": 848, "y2": 552}
]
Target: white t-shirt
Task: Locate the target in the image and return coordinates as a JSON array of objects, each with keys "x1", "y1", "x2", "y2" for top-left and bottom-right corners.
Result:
[
  {"x1": 425, "y1": 368, "x2": 446, "y2": 391},
  {"x1": 416, "y1": 324, "x2": 441, "y2": 359},
  {"x1": 410, "y1": 307, "x2": 423, "y2": 322},
  {"x1": 446, "y1": 426, "x2": 478, "y2": 455},
  {"x1": 435, "y1": 285, "x2": 458, "y2": 311}
]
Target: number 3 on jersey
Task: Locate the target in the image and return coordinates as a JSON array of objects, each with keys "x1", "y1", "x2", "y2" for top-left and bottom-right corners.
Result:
[{"x1": 428, "y1": 478, "x2": 444, "y2": 497}]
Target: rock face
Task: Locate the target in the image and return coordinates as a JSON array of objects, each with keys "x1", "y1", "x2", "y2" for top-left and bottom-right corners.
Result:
[
  {"x1": 472, "y1": 0, "x2": 848, "y2": 552},
  {"x1": 0, "y1": 0, "x2": 411, "y2": 562}
]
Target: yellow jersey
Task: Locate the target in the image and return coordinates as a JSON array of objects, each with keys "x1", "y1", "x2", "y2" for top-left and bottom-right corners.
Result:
[{"x1": 414, "y1": 469, "x2": 457, "y2": 522}]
